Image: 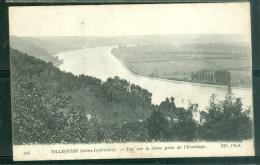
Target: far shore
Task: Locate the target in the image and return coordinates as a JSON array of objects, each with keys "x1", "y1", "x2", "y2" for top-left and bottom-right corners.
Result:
[
  {"x1": 54, "y1": 46, "x2": 251, "y2": 91},
  {"x1": 112, "y1": 50, "x2": 251, "y2": 91}
]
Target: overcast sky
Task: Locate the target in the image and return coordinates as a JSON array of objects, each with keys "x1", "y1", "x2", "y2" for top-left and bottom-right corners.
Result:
[{"x1": 9, "y1": 2, "x2": 251, "y2": 37}]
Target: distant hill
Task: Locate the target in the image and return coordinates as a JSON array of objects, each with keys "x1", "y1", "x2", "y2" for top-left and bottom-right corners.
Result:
[
  {"x1": 10, "y1": 36, "x2": 63, "y2": 66},
  {"x1": 10, "y1": 34, "x2": 250, "y2": 54},
  {"x1": 111, "y1": 34, "x2": 250, "y2": 46}
]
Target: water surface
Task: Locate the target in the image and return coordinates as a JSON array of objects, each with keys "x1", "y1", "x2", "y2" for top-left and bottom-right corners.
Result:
[{"x1": 57, "y1": 46, "x2": 252, "y2": 110}]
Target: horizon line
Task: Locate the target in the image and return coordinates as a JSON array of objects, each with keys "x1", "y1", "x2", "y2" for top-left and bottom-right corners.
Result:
[{"x1": 10, "y1": 33, "x2": 249, "y2": 38}]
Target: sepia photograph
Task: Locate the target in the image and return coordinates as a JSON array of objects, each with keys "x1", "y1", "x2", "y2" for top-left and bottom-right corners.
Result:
[{"x1": 9, "y1": 2, "x2": 254, "y2": 160}]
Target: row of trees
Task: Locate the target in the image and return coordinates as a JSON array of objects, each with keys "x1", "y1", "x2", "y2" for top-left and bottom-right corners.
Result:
[{"x1": 191, "y1": 70, "x2": 231, "y2": 85}]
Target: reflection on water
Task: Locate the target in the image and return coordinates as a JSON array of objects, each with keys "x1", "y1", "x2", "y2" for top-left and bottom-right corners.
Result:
[{"x1": 57, "y1": 46, "x2": 252, "y2": 110}]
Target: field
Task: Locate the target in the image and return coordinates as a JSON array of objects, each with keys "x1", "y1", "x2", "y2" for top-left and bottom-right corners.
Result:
[{"x1": 112, "y1": 43, "x2": 252, "y2": 87}]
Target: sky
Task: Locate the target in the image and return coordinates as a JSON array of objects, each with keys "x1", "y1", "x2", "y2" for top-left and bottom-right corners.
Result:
[{"x1": 9, "y1": 2, "x2": 251, "y2": 37}]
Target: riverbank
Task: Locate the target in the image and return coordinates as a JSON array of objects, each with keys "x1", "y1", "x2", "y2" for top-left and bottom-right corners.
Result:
[
  {"x1": 111, "y1": 45, "x2": 252, "y2": 89},
  {"x1": 113, "y1": 51, "x2": 251, "y2": 91},
  {"x1": 56, "y1": 47, "x2": 250, "y2": 90},
  {"x1": 55, "y1": 46, "x2": 252, "y2": 109}
]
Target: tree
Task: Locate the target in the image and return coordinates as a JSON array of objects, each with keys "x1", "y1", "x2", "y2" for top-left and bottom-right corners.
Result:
[
  {"x1": 146, "y1": 110, "x2": 169, "y2": 141},
  {"x1": 214, "y1": 70, "x2": 231, "y2": 85},
  {"x1": 173, "y1": 107, "x2": 197, "y2": 141},
  {"x1": 200, "y1": 85, "x2": 252, "y2": 140}
]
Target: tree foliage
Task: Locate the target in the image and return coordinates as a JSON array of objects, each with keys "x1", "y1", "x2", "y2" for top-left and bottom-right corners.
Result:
[{"x1": 199, "y1": 85, "x2": 252, "y2": 140}]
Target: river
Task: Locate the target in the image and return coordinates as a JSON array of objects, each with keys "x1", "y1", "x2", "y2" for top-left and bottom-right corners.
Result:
[{"x1": 56, "y1": 46, "x2": 252, "y2": 110}]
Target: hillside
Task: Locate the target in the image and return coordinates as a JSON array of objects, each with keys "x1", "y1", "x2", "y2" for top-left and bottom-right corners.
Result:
[
  {"x1": 10, "y1": 48, "x2": 154, "y2": 123},
  {"x1": 10, "y1": 36, "x2": 63, "y2": 66}
]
